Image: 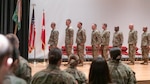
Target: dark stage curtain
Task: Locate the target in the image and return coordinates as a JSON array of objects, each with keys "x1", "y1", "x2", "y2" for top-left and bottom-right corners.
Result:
[{"x1": 0, "y1": 0, "x2": 30, "y2": 60}]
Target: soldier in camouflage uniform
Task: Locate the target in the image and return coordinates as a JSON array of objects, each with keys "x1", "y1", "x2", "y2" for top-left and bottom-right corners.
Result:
[
  {"x1": 127, "y1": 24, "x2": 137, "y2": 65},
  {"x1": 64, "y1": 54, "x2": 87, "y2": 84},
  {"x1": 76, "y1": 22, "x2": 86, "y2": 65},
  {"x1": 91, "y1": 24, "x2": 101, "y2": 59},
  {"x1": 3, "y1": 48, "x2": 27, "y2": 84},
  {"x1": 31, "y1": 48, "x2": 77, "y2": 84},
  {"x1": 101, "y1": 23, "x2": 110, "y2": 60},
  {"x1": 0, "y1": 34, "x2": 13, "y2": 84},
  {"x1": 108, "y1": 47, "x2": 136, "y2": 84},
  {"x1": 112, "y1": 26, "x2": 123, "y2": 48},
  {"x1": 65, "y1": 19, "x2": 74, "y2": 57},
  {"x1": 6, "y1": 34, "x2": 31, "y2": 83},
  {"x1": 48, "y1": 22, "x2": 59, "y2": 50},
  {"x1": 141, "y1": 27, "x2": 150, "y2": 65}
]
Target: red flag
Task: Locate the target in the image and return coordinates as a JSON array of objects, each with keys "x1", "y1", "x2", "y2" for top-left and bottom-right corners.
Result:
[
  {"x1": 41, "y1": 11, "x2": 46, "y2": 50},
  {"x1": 28, "y1": 8, "x2": 36, "y2": 53}
]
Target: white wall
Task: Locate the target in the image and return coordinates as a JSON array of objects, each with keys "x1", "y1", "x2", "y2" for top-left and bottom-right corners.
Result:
[{"x1": 29, "y1": 0, "x2": 150, "y2": 59}]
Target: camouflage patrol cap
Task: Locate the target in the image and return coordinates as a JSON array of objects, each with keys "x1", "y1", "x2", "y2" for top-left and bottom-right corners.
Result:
[{"x1": 109, "y1": 47, "x2": 121, "y2": 60}]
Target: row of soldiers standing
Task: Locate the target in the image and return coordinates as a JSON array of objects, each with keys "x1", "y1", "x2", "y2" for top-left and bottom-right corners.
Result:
[{"x1": 48, "y1": 19, "x2": 150, "y2": 65}]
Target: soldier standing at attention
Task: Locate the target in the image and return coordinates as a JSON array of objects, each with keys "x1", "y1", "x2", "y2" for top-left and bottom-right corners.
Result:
[
  {"x1": 127, "y1": 24, "x2": 137, "y2": 65},
  {"x1": 112, "y1": 26, "x2": 123, "y2": 48},
  {"x1": 65, "y1": 19, "x2": 74, "y2": 58},
  {"x1": 101, "y1": 23, "x2": 110, "y2": 60},
  {"x1": 48, "y1": 22, "x2": 59, "y2": 50},
  {"x1": 141, "y1": 27, "x2": 150, "y2": 65},
  {"x1": 91, "y1": 24, "x2": 101, "y2": 59},
  {"x1": 76, "y1": 22, "x2": 86, "y2": 65}
]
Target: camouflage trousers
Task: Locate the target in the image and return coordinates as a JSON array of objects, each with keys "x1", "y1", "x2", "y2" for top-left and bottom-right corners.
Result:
[
  {"x1": 65, "y1": 44, "x2": 72, "y2": 57},
  {"x1": 101, "y1": 45, "x2": 109, "y2": 60},
  {"x1": 129, "y1": 44, "x2": 136, "y2": 63},
  {"x1": 141, "y1": 46, "x2": 149, "y2": 62},
  {"x1": 92, "y1": 45, "x2": 99, "y2": 59},
  {"x1": 77, "y1": 44, "x2": 85, "y2": 63}
]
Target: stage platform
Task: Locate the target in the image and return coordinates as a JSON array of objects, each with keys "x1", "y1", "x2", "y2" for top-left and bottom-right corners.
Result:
[{"x1": 30, "y1": 61, "x2": 150, "y2": 84}]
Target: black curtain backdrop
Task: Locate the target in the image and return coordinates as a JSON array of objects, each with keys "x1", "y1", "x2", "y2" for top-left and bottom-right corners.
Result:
[{"x1": 0, "y1": 0, "x2": 30, "y2": 60}]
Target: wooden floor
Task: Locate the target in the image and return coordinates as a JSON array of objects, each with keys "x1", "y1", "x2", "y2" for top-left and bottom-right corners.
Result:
[{"x1": 30, "y1": 61, "x2": 150, "y2": 82}]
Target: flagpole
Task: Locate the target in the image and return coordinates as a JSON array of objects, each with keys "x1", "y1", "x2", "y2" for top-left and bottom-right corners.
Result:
[
  {"x1": 34, "y1": 47, "x2": 36, "y2": 65},
  {"x1": 14, "y1": 24, "x2": 18, "y2": 35},
  {"x1": 43, "y1": 9, "x2": 46, "y2": 65},
  {"x1": 32, "y1": 4, "x2": 36, "y2": 65},
  {"x1": 43, "y1": 48, "x2": 46, "y2": 65}
]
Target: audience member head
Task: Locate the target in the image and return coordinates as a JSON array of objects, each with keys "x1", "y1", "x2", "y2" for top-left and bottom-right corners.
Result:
[
  {"x1": 143, "y1": 26, "x2": 147, "y2": 32},
  {"x1": 51, "y1": 22, "x2": 56, "y2": 29},
  {"x1": 48, "y1": 48, "x2": 62, "y2": 66},
  {"x1": 0, "y1": 34, "x2": 13, "y2": 83},
  {"x1": 92, "y1": 23, "x2": 97, "y2": 31},
  {"x1": 68, "y1": 54, "x2": 79, "y2": 68},
  {"x1": 110, "y1": 47, "x2": 121, "y2": 62},
  {"x1": 77, "y1": 22, "x2": 82, "y2": 29},
  {"x1": 129, "y1": 24, "x2": 134, "y2": 30},
  {"x1": 6, "y1": 33, "x2": 19, "y2": 49},
  {"x1": 89, "y1": 57, "x2": 112, "y2": 84},
  {"x1": 102, "y1": 23, "x2": 107, "y2": 30},
  {"x1": 6, "y1": 34, "x2": 20, "y2": 73},
  {"x1": 114, "y1": 26, "x2": 119, "y2": 32},
  {"x1": 66, "y1": 19, "x2": 71, "y2": 27}
]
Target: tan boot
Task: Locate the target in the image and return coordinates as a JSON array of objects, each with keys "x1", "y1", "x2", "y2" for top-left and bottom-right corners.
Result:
[{"x1": 127, "y1": 61, "x2": 134, "y2": 65}]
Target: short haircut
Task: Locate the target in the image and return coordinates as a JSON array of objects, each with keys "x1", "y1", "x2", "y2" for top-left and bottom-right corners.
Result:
[
  {"x1": 103, "y1": 23, "x2": 107, "y2": 27},
  {"x1": 51, "y1": 22, "x2": 56, "y2": 27},
  {"x1": 115, "y1": 26, "x2": 119, "y2": 29},
  {"x1": 66, "y1": 19, "x2": 71, "y2": 23},
  {"x1": 6, "y1": 34, "x2": 19, "y2": 46},
  {"x1": 143, "y1": 26, "x2": 147, "y2": 29},
  {"x1": 48, "y1": 48, "x2": 62, "y2": 65},
  {"x1": 94, "y1": 23, "x2": 97, "y2": 27},
  {"x1": 78, "y1": 22, "x2": 83, "y2": 26}
]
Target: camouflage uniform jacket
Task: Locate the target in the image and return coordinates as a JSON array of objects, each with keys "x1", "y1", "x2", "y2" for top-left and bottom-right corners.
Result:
[
  {"x1": 112, "y1": 31, "x2": 123, "y2": 47},
  {"x1": 141, "y1": 32, "x2": 150, "y2": 47},
  {"x1": 65, "y1": 27, "x2": 74, "y2": 45},
  {"x1": 91, "y1": 29, "x2": 101, "y2": 45},
  {"x1": 48, "y1": 29, "x2": 59, "y2": 46},
  {"x1": 3, "y1": 72, "x2": 27, "y2": 84},
  {"x1": 64, "y1": 67, "x2": 87, "y2": 84},
  {"x1": 15, "y1": 56, "x2": 31, "y2": 84},
  {"x1": 128, "y1": 30, "x2": 137, "y2": 45},
  {"x1": 30, "y1": 65, "x2": 77, "y2": 84},
  {"x1": 108, "y1": 60, "x2": 136, "y2": 84},
  {"x1": 101, "y1": 29, "x2": 110, "y2": 46},
  {"x1": 76, "y1": 28, "x2": 86, "y2": 45}
]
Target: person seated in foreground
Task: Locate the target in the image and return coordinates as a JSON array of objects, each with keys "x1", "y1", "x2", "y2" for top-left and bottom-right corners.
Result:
[
  {"x1": 30, "y1": 48, "x2": 77, "y2": 84},
  {"x1": 6, "y1": 33, "x2": 31, "y2": 83},
  {"x1": 3, "y1": 47, "x2": 27, "y2": 84},
  {"x1": 89, "y1": 57, "x2": 112, "y2": 84},
  {"x1": 108, "y1": 47, "x2": 136, "y2": 84},
  {"x1": 0, "y1": 34, "x2": 13, "y2": 84},
  {"x1": 64, "y1": 54, "x2": 87, "y2": 84}
]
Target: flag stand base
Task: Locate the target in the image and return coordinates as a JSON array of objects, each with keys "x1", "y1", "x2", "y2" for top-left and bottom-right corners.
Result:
[{"x1": 43, "y1": 61, "x2": 47, "y2": 66}]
